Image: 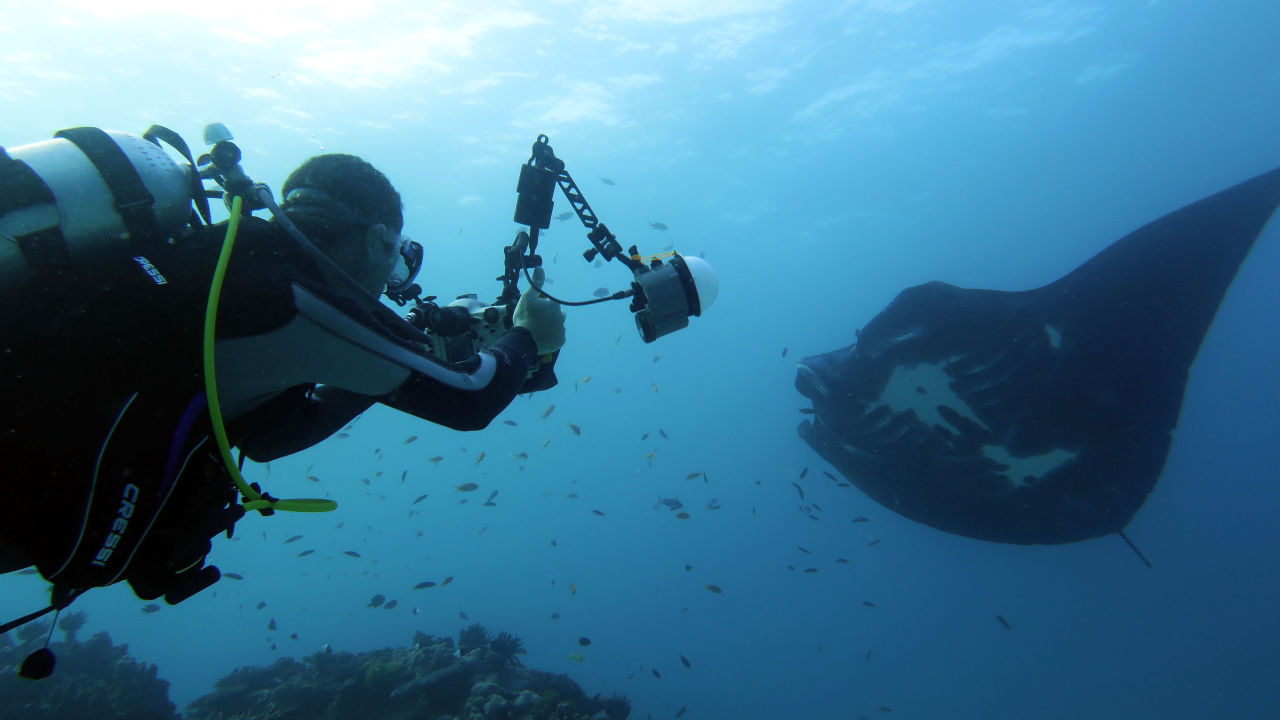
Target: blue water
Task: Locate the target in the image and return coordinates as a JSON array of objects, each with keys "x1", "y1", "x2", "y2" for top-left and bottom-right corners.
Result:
[{"x1": 4, "y1": 1, "x2": 1280, "y2": 718}]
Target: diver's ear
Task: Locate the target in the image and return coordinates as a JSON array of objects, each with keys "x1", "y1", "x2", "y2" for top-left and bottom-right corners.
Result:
[
  {"x1": 363, "y1": 223, "x2": 398, "y2": 250},
  {"x1": 362, "y1": 223, "x2": 400, "y2": 263}
]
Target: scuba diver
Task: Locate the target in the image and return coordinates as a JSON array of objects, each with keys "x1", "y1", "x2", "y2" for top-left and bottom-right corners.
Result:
[
  {"x1": 0, "y1": 130, "x2": 564, "y2": 642},
  {"x1": 0, "y1": 124, "x2": 714, "y2": 677}
]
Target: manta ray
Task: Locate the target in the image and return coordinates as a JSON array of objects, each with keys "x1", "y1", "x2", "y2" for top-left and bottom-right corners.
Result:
[{"x1": 795, "y1": 166, "x2": 1280, "y2": 555}]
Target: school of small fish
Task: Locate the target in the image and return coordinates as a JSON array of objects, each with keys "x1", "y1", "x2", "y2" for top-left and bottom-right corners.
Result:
[{"x1": 199, "y1": 372, "x2": 940, "y2": 718}]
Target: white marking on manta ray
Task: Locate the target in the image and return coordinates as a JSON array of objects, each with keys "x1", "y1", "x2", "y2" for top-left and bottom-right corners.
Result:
[{"x1": 879, "y1": 363, "x2": 1076, "y2": 488}]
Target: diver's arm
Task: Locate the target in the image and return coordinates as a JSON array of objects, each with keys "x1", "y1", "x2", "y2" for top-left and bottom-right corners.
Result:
[
  {"x1": 221, "y1": 277, "x2": 542, "y2": 458},
  {"x1": 380, "y1": 327, "x2": 538, "y2": 431}
]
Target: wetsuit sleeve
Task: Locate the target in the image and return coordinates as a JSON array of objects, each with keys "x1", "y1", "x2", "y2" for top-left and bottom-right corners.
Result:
[
  {"x1": 234, "y1": 327, "x2": 539, "y2": 462},
  {"x1": 381, "y1": 327, "x2": 539, "y2": 431}
]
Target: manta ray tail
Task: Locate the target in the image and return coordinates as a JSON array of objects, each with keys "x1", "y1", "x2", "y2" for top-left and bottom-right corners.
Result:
[{"x1": 1117, "y1": 530, "x2": 1153, "y2": 569}]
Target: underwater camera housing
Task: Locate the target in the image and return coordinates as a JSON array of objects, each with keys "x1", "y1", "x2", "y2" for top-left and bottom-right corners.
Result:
[{"x1": 407, "y1": 294, "x2": 511, "y2": 364}]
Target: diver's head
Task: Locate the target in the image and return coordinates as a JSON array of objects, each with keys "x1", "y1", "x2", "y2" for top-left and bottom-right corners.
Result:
[{"x1": 280, "y1": 154, "x2": 409, "y2": 296}]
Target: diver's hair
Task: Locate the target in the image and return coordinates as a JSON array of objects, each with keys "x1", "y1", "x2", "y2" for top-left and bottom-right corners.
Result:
[{"x1": 281, "y1": 153, "x2": 404, "y2": 234}]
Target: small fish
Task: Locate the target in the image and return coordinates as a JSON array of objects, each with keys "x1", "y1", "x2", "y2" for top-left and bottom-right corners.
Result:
[
  {"x1": 862, "y1": 601, "x2": 876, "y2": 608},
  {"x1": 593, "y1": 287, "x2": 610, "y2": 298},
  {"x1": 680, "y1": 654, "x2": 691, "y2": 669},
  {"x1": 578, "y1": 637, "x2": 592, "y2": 646},
  {"x1": 659, "y1": 429, "x2": 669, "y2": 439},
  {"x1": 600, "y1": 177, "x2": 615, "y2": 185},
  {"x1": 556, "y1": 211, "x2": 574, "y2": 221},
  {"x1": 868, "y1": 539, "x2": 881, "y2": 547},
  {"x1": 441, "y1": 576, "x2": 454, "y2": 587},
  {"x1": 877, "y1": 707, "x2": 893, "y2": 713},
  {"x1": 797, "y1": 546, "x2": 812, "y2": 554},
  {"x1": 429, "y1": 456, "x2": 444, "y2": 465},
  {"x1": 413, "y1": 494, "x2": 428, "y2": 504},
  {"x1": 580, "y1": 375, "x2": 591, "y2": 384},
  {"x1": 514, "y1": 452, "x2": 528, "y2": 460},
  {"x1": 414, "y1": 581, "x2": 437, "y2": 590},
  {"x1": 568, "y1": 423, "x2": 581, "y2": 436},
  {"x1": 782, "y1": 347, "x2": 788, "y2": 358},
  {"x1": 853, "y1": 516, "x2": 870, "y2": 523},
  {"x1": 475, "y1": 452, "x2": 485, "y2": 466},
  {"x1": 336, "y1": 432, "x2": 350, "y2": 439},
  {"x1": 685, "y1": 472, "x2": 702, "y2": 480},
  {"x1": 268, "y1": 618, "x2": 277, "y2": 631},
  {"x1": 290, "y1": 633, "x2": 298, "y2": 640},
  {"x1": 541, "y1": 437, "x2": 551, "y2": 448},
  {"x1": 592, "y1": 509, "x2": 606, "y2": 516},
  {"x1": 486, "y1": 489, "x2": 499, "y2": 502},
  {"x1": 792, "y1": 482, "x2": 805, "y2": 500},
  {"x1": 804, "y1": 568, "x2": 819, "y2": 574},
  {"x1": 567, "y1": 652, "x2": 585, "y2": 662},
  {"x1": 648, "y1": 221, "x2": 669, "y2": 230},
  {"x1": 996, "y1": 615, "x2": 1012, "y2": 630},
  {"x1": 652, "y1": 668, "x2": 662, "y2": 678},
  {"x1": 800, "y1": 468, "x2": 808, "y2": 478},
  {"x1": 459, "y1": 611, "x2": 468, "y2": 620},
  {"x1": 368, "y1": 595, "x2": 386, "y2": 608},
  {"x1": 684, "y1": 564, "x2": 693, "y2": 572},
  {"x1": 866, "y1": 649, "x2": 872, "y2": 661},
  {"x1": 224, "y1": 572, "x2": 245, "y2": 580},
  {"x1": 822, "y1": 471, "x2": 837, "y2": 481},
  {"x1": 676, "y1": 707, "x2": 687, "y2": 719},
  {"x1": 799, "y1": 408, "x2": 815, "y2": 415},
  {"x1": 503, "y1": 419, "x2": 517, "y2": 426},
  {"x1": 296, "y1": 550, "x2": 314, "y2": 558},
  {"x1": 384, "y1": 600, "x2": 398, "y2": 610},
  {"x1": 141, "y1": 604, "x2": 160, "y2": 614},
  {"x1": 705, "y1": 584, "x2": 723, "y2": 594},
  {"x1": 836, "y1": 557, "x2": 849, "y2": 564},
  {"x1": 256, "y1": 601, "x2": 267, "y2": 610},
  {"x1": 550, "y1": 612, "x2": 561, "y2": 620},
  {"x1": 542, "y1": 405, "x2": 555, "y2": 419},
  {"x1": 361, "y1": 478, "x2": 371, "y2": 486},
  {"x1": 658, "y1": 497, "x2": 683, "y2": 510},
  {"x1": 653, "y1": 355, "x2": 661, "y2": 363},
  {"x1": 343, "y1": 550, "x2": 362, "y2": 558},
  {"x1": 401, "y1": 470, "x2": 407, "y2": 482},
  {"x1": 566, "y1": 492, "x2": 579, "y2": 499},
  {"x1": 675, "y1": 511, "x2": 690, "y2": 520},
  {"x1": 641, "y1": 432, "x2": 650, "y2": 441},
  {"x1": 569, "y1": 583, "x2": 576, "y2": 595},
  {"x1": 455, "y1": 483, "x2": 479, "y2": 493},
  {"x1": 306, "y1": 475, "x2": 320, "y2": 483},
  {"x1": 550, "y1": 539, "x2": 558, "y2": 547},
  {"x1": 404, "y1": 435, "x2": 418, "y2": 445}
]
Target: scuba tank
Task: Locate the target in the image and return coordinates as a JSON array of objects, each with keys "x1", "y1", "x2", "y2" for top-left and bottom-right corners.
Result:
[{"x1": 0, "y1": 126, "x2": 207, "y2": 295}]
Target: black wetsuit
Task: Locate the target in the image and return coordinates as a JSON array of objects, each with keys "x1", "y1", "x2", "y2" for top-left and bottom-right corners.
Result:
[{"x1": 0, "y1": 217, "x2": 542, "y2": 602}]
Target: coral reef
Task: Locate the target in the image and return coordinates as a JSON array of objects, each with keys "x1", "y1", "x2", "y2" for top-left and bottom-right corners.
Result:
[
  {"x1": 1, "y1": 619, "x2": 626, "y2": 720},
  {"x1": 185, "y1": 624, "x2": 629, "y2": 720},
  {"x1": 0, "y1": 623, "x2": 179, "y2": 720}
]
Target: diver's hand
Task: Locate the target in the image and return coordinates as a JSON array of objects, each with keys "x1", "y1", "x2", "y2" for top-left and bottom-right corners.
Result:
[{"x1": 514, "y1": 268, "x2": 566, "y2": 355}]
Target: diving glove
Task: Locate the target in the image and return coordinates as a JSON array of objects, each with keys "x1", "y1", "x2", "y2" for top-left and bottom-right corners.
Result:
[{"x1": 513, "y1": 267, "x2": 566, "y2": 355}]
